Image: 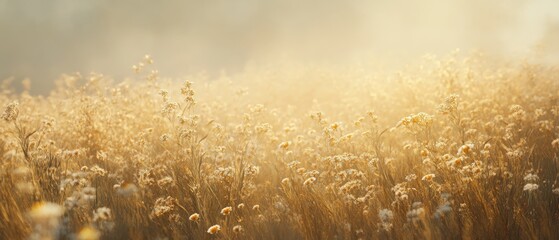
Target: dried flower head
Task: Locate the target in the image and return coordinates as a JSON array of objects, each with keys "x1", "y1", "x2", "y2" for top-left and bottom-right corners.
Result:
[
  {"x1": 189, "y1": 213, "x2": 200, "y2": 222},
  {"x1": 422, "y1": 174, "x2": 435, "y2": 182},
  {"x1": 93, "y1": 207, "x2": 112, "y2": 222},
  {"x1": 207, "y1": 224, "x2": 221, "y2": 234},
  {"x1": 303, "y1": 177, "x2": 316, "y2": 186},
  {"x1": 457, "y1": 144, "x2": 474, "y2": 155},
  {"x1": 1, "y1": 101, "x2": 19, "y2": 122},
  {"x1": 523, "y1": 183, "x2": 539, "y2": 192},
  {"x1": 279, "y1": 141, "x2": 291, "y2": 150},
  {"x1": 221, "y1": 206, "x2": 233, "y2": 216},
  {"x1": 233, "y1": 225, "x2": 243, "y2": 233}
]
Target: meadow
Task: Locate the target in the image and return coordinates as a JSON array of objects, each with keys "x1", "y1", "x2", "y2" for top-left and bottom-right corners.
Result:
[{"x1": 1, "y1": 51, "x2": 559, "y2": 239}]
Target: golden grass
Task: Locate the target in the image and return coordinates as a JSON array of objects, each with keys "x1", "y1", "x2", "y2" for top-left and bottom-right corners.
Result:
[{"x1": 1, "y1": 52, "x2": 559, "y2": 239}]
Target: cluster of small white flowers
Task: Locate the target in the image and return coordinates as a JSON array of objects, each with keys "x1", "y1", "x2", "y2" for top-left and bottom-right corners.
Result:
[
  {"x1": 378, "y1": 208, "x2": 394, "y2": 231},
  {"x1": 523, "y1": 172, "x2": 539, "y2": 193}
]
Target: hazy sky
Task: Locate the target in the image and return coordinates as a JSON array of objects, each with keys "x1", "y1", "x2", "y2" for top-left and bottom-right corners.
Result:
[{"x1": 1, "y1": 0, "x2": 558, "y2": 94}]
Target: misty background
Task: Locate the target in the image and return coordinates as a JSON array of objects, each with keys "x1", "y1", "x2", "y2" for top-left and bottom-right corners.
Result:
[{"x1": 1, "y1": 0, "x2": 558, "y2": 94}]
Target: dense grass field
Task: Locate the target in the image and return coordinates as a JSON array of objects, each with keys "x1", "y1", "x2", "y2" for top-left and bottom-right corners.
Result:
[{"x1": 1, "y1": 52, "x2": 559, "y2": 239}]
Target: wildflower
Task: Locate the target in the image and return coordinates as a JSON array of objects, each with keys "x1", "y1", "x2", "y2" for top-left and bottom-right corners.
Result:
[
  {"x1": 159, "y1": 89, "x2": 169, "y2": 99},
  {"x1": 233, "y1": 225, "x2": 243, "y2": 233},
  {"x1": 472, "y1": 167, "x2": 482, "y2": 175},
  {"x1": 2, "y1": 101, "x2": 19, "y2": 122},
  {"x1": 221, "y1": 206, "x2": 233, "y2": 216},
  {"x1": 93, "y1": 207, "x2": 112, "y2": 221},
  {"x1": 303, "y1": 177, "x2": 316, "y2": 186},
  {"x1": 339, "y1": 180, "x2": 362, "y2": 194},
  {"x1": 237, "y1": 203, "x2": 245, "y2": 209},
  {"x1": 330, "y1": 122, "x2": 340, "y2": 130},
  {"x1": 523, "y1": 183, "x2": 539, "y2": 192},
  {"x1": 157, "y1": 176, "x2": 174, "y2": 188},
  {"x1": 92, "y1": 207, "x2": 115, "y2": 231},
  {"x1": 180, "y1": 81, "x2": 196, "y2": 105},
  {"x1": 422, "y1": 174, "x2": 435, "y2": 181},
  {"x1": 252, "y1": 205, "x2": 260, "y2": 211},
  {"x1": 150, "y1": 196, "x2": 177, "y2": 219},
  {"x1": 457, "y1": 144, "x2": 474, "y2": 155},
  {"x1": 405, "y1": 174, "x2": 417, "y2": 182},
  {"x1": 161, "y1": 102, "x2": 179, "y2": 115},
  {"x1": 81, "y1": 187, "x2": 96, "y2": 201},
  {"x1": 378, "y1": 208, "x2": 394, "y2": 231},
  {"x1": 509, "y1": 105, "x2": 527, "y2": 121},
  {"x1": 189, "y1": 213, "x2": 200, "y2": 222},
  {"x1": 214, "y1": 167, "x2": 235, "y2": 183},
  {"x1": 434, "y1": 202, "x2": 452, "y2": 220},
  {"x1": 392, "y1": 183, "x2": 410, "y2": 201},
  {"x1": 287, "y1": 161, "x2": 300, "y2": 169},
  {"x1": 438, "y1": 94, "x2": 459, "y2": 115},
  {"x1": 458, "y1": 203, "x2": 468, "y2": 213},
  {"x1": 207, "y1": 224, "x2": 221, "y2": 234},
  {"x1": 90, "y1": 165, "x2": 107, "y2": 177},
  {"x1": 160, "y1": 134, "x2": 171, "y2": 142},
  {"x1": 279, "y1": 141, "x2": 291, "y2": 150},
  {"x1": 523, "y1": 173, "x2": 539, "y2": 182},
  {"x1": 407, "y1": 202, "x2": 425, "y2": 223},
  {"x1": 138, "y1": 169, "x2": 157, "y2": 187},
  {"x1": 378, "y1": 209, "x2": 393, "y2": 222},
  {"x1": 447, "y1": 157, "x2": 463, "y2": 167},
  {"x1": 397, "y1": 112, "x2": 434, "y2": 130},
  {"x1": 355, "y1": 229, "x2": 364, "y2": 235},
  {"x1": 244, "y1": 165, "x2": 260, "y2": 176}
]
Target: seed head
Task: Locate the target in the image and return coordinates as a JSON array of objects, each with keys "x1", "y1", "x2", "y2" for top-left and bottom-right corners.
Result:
[
  {"x1": 221, "y1": 206, "x2": 233, "y2": 216},
  {"x1": 1, "y1": 101, "x2": 19, "y2": 122},
  {"x1": 207, "y1": 224, "x2": 221, "y2": 234},
  {"x1": 422, "y1": 174, "x2": 435, "y2": 182},
  {"x1": 189, "y1": 213, "x2": 200, "y2": 222},
  {"x1": 233, "y1": 225, "x2": 243, "y2": 233}
]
